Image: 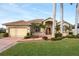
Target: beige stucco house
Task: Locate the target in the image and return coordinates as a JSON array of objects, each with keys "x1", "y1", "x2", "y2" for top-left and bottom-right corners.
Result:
[{"x1": 3, "y1": 18, "x2": 73, "y2": 37}]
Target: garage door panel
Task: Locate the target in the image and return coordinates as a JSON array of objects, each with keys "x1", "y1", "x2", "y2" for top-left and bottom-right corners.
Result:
[
  {"x1": 16, "y1": 28, "x2": 27, "y2": 37},
  {"x1": 10, "y1": 28, "x2": 16, "y2": 37},
  {"x1": 10, "y1": 28, "x2": 27, "y2": 37}
]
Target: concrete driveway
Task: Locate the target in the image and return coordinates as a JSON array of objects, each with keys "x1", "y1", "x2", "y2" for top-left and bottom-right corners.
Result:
[{"x1": 0, "y1": 37, "x2": 23, "y2": 53}]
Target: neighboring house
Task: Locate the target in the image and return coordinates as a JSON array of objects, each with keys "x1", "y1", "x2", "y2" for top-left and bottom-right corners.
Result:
[
  {"x1": 3, "y1": 17, "x2": 73, "y2": 37},
  {"x1": 72, "y1": 24, "x2": 79, "y2": 35},
  {"x1": 58, "y1": 21, "x2": 73, "y2": 36}
]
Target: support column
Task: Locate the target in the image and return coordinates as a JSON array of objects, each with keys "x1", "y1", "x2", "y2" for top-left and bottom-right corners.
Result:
[
  {"x1": 60, "y1": 3, "x2": 64, "y2": 34},
  {"x1": 52, "y1": 3, "x2": 56, "y2": 37}
]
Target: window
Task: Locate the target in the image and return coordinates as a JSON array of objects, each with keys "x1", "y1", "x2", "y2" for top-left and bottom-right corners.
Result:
[{"x1": 35, "y1": 27, "x2": 40, "y2": 32}]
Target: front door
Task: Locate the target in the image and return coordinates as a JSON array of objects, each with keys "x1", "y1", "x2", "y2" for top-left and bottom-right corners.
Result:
[{"x1": 46, "y1": 28, "x2": 51, "y2": 35}]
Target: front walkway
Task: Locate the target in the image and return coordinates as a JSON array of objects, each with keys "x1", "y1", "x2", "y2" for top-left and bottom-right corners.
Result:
[{"x1": 0, "y1": 37, "x2": 23, "y2": 53}]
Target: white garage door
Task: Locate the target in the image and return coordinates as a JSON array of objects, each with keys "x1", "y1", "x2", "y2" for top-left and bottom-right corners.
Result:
[
  {"x1": 10, "y1": 28, "x2": 27, "y2": 37},
  {"x1": 10, "y1": 28, "x2": 16, "y2": 37}
]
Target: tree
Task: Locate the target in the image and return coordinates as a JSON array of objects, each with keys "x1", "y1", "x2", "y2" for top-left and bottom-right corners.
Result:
[
  {"x1": 0, "y1": 28, "x2": 6, "y2": 33},
  {"x1": 71, "y1": 3, "x2": 79, "y2": 35},
  {"x1": 39, "y1": 23, "x2": 46, "y2": 29},
  {"x1": 55, "y1": 23, "x2": 60, "y2": 33},
  {"x1": 75, "y1": 3, "x2": 79, "y2": 35},
  {"x1": 60, "y1": 3, "x2": 64, "y2": 34},
  {"x1": 52, "y1": 3, "x2": 56, "y2": 37},
  {"x1": 64, "y1": 25, "x2": 71, "y2": 32},
  {"x1": 31, "y1": 23, "x2": 46, "y2": 33}
]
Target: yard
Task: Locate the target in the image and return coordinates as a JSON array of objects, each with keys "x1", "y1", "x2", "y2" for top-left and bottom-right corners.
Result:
[
  {"x1": 0, "y1": 38, "x2": 79, "y2": 56},
  {"x1": 0, "y1": 33, "x2": 5, "y2": 39}
]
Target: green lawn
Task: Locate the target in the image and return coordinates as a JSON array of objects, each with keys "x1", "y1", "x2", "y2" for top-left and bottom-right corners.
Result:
[
  {"x1": 0, "y1": 33, "x2": 4, "y2": 39},
  {"x1": 0, "y1": 38, "x2": 79, "y2": 56}
]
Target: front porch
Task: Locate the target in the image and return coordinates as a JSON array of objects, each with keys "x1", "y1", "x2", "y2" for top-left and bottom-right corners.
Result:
[{"x1": 31, "y1": 18, "x2": 54, "y2": 38}]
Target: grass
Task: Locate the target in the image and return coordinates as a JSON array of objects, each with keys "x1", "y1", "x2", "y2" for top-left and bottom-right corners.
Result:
[
  {"x1": 0, "y1": 38, "x2": 79, "y2": 56},
  {"x1": 0, "y1": 33, "x2": 4, "y2": 39}
]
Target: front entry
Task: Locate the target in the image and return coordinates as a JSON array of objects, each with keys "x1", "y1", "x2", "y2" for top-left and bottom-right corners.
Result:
[{"x1": 46, "y1": 28, "x2": 51, "y2": 35}]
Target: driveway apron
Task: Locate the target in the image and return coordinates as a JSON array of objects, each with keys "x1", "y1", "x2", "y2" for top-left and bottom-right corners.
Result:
[{"x1": 0, "y1": 37, "x2": 22, "y2": 53}]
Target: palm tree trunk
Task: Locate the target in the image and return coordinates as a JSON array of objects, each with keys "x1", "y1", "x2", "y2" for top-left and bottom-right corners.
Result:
[
  {"x1": 52, "y1": 3, "x2": 56, "y2": 37},
  {"x1": 75, "y1": 3, "x2": 79, "y2": 35},
  {"x1": 60, "y1": 3, "x2": 64, "y2": 34}
]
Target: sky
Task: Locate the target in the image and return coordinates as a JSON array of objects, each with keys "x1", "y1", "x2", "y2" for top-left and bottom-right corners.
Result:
[{"x1": 0, "y1": 3, "x2": 76, "y2": 27}]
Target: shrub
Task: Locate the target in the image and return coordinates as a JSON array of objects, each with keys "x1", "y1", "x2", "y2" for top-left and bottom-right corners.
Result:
[
  {"x1": 51, "y1": 38, "x2": 56, "y2": 41},
  {"x1": 3, "y1": 33, "x2": 9, "y2": 37},
  {"x1": 66, "y1": 35, "x2": 76, "y2": 38},
  {"x1": 27, "y1": 33, "x2": 30, "y2": 36},
  {"x1": 51, "y1": 32, "x2": 63, "y2": 41},
  {"x1": 42, "y1": 36, "x2": 48, "y2": 40},
  {"x1": 64, "y1": 32, "x2": 75, "y2": 38},
  {"x1": 24, "y1": 33, "x2": 32, "y2": 39},
  {"x1": 56, "y1": 37, "x2": 63, "y2": 40},
  {"x1": 0, "y1": 28, "x2": 6, "y2": 33},
  {"x1": 51, "y1": 37, "x2": 63, "y2": 41},
  {"x1": 24, "y1": 36, "x2": 30, "y2": 39},
  {"x1": 76, "y1": 34, "x2": 79, "y2": 38},
  {"x1": 69, "y1": 32, "x2": 73, "y2": 35},
  {"x1": 55, "y1": 32, "x2": 62, "y2": 38}
]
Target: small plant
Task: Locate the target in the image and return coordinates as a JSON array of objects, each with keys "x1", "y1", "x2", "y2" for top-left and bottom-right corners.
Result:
[
  {"x1": 51, "y1": 38, "x2": 56, "y2": 41},
  {"x1": 42, "y1": 36, "x2": 48, "y2": 40},
  {"x1": 76, "y1": 34, "x2": 79, "y2": 38},
  {"x1": 51, "y1": 37, "x2": 63, "y2": 41},
  {"x1": 24, "y1": 33, "x2": 32, "y2": 39},
  {"x1": 3, "y1": 33, "x2": 9, "y2": 37},
  {"x1": 55, "y1": 32, "x2": 62, "y2": 38},
  {"x1": 69, "y1": 32, "x2": 73, "y2": 35},
  {"x1": 65, "y1": 32, "x2": 76, "y2": 38},
  {"x1": 66, "y1": 35, "x2": 76, "y2": 38},
  {"x1": 51, "y1": 32, "x2": 63, "y2": 41}
]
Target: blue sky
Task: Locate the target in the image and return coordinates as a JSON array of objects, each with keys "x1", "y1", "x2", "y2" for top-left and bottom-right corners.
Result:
[{"x1": 0, "y1": 3, "x2": 76, "y2": 27}]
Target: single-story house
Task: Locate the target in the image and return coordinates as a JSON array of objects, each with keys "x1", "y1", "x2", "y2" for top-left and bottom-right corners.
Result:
[{"x1": 3, "y1": 17, "x2": 73, "y2": 37}]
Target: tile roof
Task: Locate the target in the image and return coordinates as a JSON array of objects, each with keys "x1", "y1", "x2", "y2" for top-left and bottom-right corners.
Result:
[{"x1": 3, "y1": 19, "x2": 43, "y2": 26}]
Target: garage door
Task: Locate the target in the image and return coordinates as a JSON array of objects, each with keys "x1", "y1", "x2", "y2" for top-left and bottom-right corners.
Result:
[
  {"x1": 16, "y1": 28, "x2": 27, "y2": 37},
  {"x1": 10, "y1": 28, "x2": 16, "y2": 37},
  {"x1": 10, "y1": 28, "x2": 27, "y2": 37}
]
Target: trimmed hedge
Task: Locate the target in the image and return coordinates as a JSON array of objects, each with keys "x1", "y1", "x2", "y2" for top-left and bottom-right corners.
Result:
[
  {"x1": 42, "y1": 36, "x2": 48, "y2": 40},
  {"x1": 66, "y1": 35, "x2": 76, "y2": 38},
  {"x1": 51, "y1": 37, "x2": 63, "y2": 41},
  {"x1": 24, "y1": 33, "x2": 32, "y2": 39},
  {"x1": 69, "y1": 32, "x2": 73, "y2": 35},
  {"x1": 51, "y1": 32, "x2": 63, "y2": 41},
  {"x1": 55, "y1": 32, "x2": 62, "y2": 38},
  {"x1": 3, "y1": 33, "x2": 9, "y2": 37},
  {"x1": 76, "y1": 34, "x2": 79, "y2": 38}
]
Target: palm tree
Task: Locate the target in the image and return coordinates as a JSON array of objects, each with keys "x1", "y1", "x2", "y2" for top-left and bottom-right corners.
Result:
[
  {"x1": 55, "y1": 23, "x2": 60, "y2": 33},
  {"x1": 64, "y1": 25, "x2": 71, "y2": 32},
  {"x1": 60, "y1": 3, "x2": 64, "y2": 34},
  {"x1": 52, "y1": 3, "x2": 56, "y2": 37},
  {"x1": 39, "y1": 23, "x2": 46, "y2": 29},
  {"x1": 71, "y1": 3, "x2": 79, "y2": 35},
  {"x1": 75, "y1": 3, "x2": 79, "y2": 35},
  {"x1": 31, "y1": 23, "x2": 46, "y2": 33}
]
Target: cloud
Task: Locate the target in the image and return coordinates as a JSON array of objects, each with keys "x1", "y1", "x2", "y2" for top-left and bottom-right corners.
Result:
[
  {"x1": 32, "y1": 7, "x2": 52, "y2": 16},
  {"x1": 0, "y1": 3, "x2": 52, "y2": 27},
  {"x1": 0, "y1": 4, "x2": 30, "y2": 15}
]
